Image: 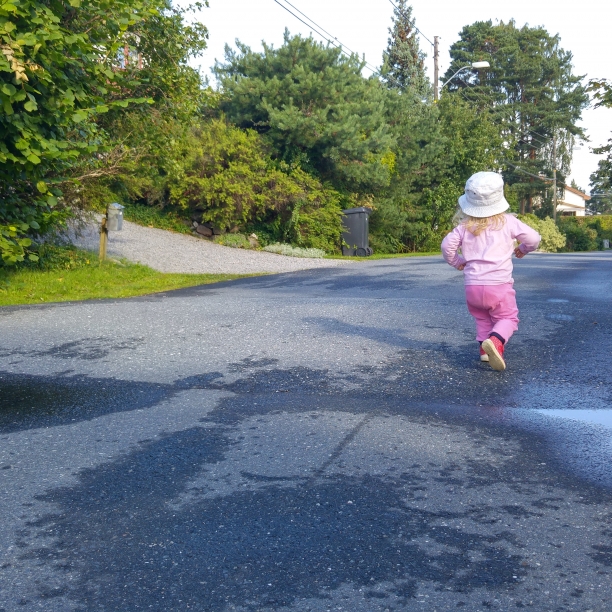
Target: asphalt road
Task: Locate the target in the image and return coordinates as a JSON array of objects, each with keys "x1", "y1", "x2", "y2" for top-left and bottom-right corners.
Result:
[{"x1": 1, "y1": 252, "x2": 612, "y2": 612}]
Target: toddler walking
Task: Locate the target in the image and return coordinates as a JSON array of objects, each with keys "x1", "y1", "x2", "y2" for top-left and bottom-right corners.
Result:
[{"x1": 441, "y1": 172, "x2": 541, "y2": 371}]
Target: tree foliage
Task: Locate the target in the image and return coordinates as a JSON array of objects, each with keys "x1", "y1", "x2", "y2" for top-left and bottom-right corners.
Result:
[
  {"x1": 370, "y1": 90, "x2": 505, "y2": 252},
  {"x1": 588, "y1": 79, "x2": 612, "y2": 213},
  {"x1": 2, "y1": 5, "x2": 596, "y2": 262},
  {"x1": 168, "y1": 118, "x2": 343, "y2": 251},
  {"x1": 0, "y1": 0, "x2": 207, "y2": 264},
  {"x1": 517, "y1": 213, "x2": 565, "y2": 252},
  {"x1": 381, "y1": 1, "x2": 429, "y2": 98},
  {"x1": 214, "y1": 32, "x2": 395, "y2": 195},
  {"x1": 445, "y1": 20, "x2": 588, "y2": 213}
]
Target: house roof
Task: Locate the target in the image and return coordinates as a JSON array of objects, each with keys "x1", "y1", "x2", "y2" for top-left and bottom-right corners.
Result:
[{"x1": 564, "y1": 185, "x2": 591, "y2": 200}]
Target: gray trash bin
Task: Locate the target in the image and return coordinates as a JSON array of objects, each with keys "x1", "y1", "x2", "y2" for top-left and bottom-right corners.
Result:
[
  {"x1": 106, "y1": 203, "x2": 125, "y2": 231},
  {"x1": 341, "y1": 207, "x2": 373, "y2": 256}
]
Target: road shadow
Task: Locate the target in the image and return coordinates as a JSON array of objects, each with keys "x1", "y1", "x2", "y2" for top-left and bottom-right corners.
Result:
[{"x1": 9, "y1": 354, "x2": 611, "y2": 611}]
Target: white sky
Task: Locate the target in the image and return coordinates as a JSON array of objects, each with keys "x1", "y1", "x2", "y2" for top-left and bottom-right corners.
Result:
[{"x1": 182, "y1": 0, "x2": 612, "y2": 193}]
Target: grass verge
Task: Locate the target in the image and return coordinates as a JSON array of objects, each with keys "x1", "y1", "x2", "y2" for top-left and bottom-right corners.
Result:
[
  {"x1": 325, "y1": 251, "x2": 441, "y2": 260},
  {"x1": 0, "y1": 249, "x2": 255, "y2": 307}
]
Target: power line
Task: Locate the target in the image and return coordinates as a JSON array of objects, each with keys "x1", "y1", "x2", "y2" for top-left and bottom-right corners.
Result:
[
  {"x1": 270, "y1": 0, "x2": 346, "y2": 56},
  {"x1": 270, "y1": 0, "x2": 414, "y2": 91},
  {"x1": 385, "y1": 0, "x2": 434, "y2": 47},
  {"x1": 271, "y1": 0, "x2": 379, "y2": 75},
  {"x1": 278, "y1": 0, "x2": 361, "y2": 63},
  {"x1": 504, "y1": 162, "x2": 553, "y2": 183},
  {"x1": 504, "y1": 162, "x2": 578, "y2": 194}
]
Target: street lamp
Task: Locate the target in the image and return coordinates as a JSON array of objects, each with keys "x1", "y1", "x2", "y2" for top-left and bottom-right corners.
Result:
[{"x1": 435, "y1": 61, "x2": 490, "y2": 101}]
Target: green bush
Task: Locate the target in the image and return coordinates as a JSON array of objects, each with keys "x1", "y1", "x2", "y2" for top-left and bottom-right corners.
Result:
[
  {"x1": 84, "y1": 116, "x2": 344, "y2": 253},
  {"x1": 557, "y1": 218, "x2": 598, "y2": 251},
  {"x1": 517, "y1": 214, "x2": 566, "y2": 252},
  {"x1": 263, "y1": 244, "x2": 326, "y2": 258},
  {"x1": 17, "y1": 244, "x2": 93, "y2": 272},
  {"x1": 557, "y1": 215, "x2": 612, "y2": 249},
  {"x1": 122, "y1": 204, "x2": 192, "y2": 234},
  {"x1": 213, "y1": 234, "x2": 253, "y2": 249}
]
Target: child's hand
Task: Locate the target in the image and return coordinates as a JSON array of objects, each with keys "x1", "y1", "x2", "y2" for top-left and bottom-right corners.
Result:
[
  {"x1": 514, "y1": 247, "x2": 525, "y2": 259},
  {"x1": 457, "y1": 263, "x2": 466, "y2": 270}
]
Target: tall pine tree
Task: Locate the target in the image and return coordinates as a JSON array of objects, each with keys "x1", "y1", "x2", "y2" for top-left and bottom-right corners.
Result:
[
  {"x1": 444, "y1": 20, "x2": 588, "y2": 214},
  {"x1": 381, "y1": 1, "x2": 430, "y2": 98},
  {"x1": 588, "y1": 79, "x2": 612, "y2": 213},
  {"x1": 215, "y1": 32, "x2": 394, "y2": 195}
]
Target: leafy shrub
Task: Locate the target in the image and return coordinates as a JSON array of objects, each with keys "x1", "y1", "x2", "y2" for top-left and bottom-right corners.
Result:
[
  {"x1": 263, "y1": 244, "x2": 326, "y2": 258},
  {"x1": 122, "y1": 204, "x2": 192, "y2": 234},
  {"x1": 213, "y1": 234, "x2": 252, "y2": 249},
  {"x1": 20, "y1": 244, "x2": 94, "y2": 271},
  {"x1": 557, "y1": 215, "x2": 612, "y2": 249},
  {"x1": 558, "y1": 218, "x2": 598, "y2": 251},
  {"x1": 517, "y1": 214, "x2": 566, "y2": 252}
]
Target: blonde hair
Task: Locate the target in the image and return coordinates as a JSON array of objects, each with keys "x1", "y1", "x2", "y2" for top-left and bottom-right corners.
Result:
[{"x1": 453, "y1": 208, "x2": 507, "y2": 236}]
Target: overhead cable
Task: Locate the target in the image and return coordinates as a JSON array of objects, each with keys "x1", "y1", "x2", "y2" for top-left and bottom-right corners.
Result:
[
  {"x1": 271, "y1": 0, "x2": 413, "y2": 90},
  {"x1": 271, "y1": 0, "x2": 378, "y2": 74},
  {"x1": 278, "y1": 0, "x2": 360, "y2": 61}
]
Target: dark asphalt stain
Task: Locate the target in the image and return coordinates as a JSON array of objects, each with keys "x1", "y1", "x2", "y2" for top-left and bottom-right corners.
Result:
[
  {"x1": 5, "y1": 357, "x2": 612, "y2": 610},
  {"x1": 0, "y1": 336, "x2": 145, "y2": 361},
  {"x1": 26, "y1": 459, "x2": 527, "y2": 610}
]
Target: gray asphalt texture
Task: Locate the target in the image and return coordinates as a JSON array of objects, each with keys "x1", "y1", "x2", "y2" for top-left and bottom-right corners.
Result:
[{"x1": 1, "y1": 252, "x2": 612, "y2": 612}]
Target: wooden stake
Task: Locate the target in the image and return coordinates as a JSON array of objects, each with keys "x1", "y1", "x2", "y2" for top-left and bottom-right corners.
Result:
[{"x1": 99, "y1": 215, "x2": 108, "y2": 261}]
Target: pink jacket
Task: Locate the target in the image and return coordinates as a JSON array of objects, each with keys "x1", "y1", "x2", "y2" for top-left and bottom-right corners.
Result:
[{"x1": 441, "y1": 214, "x2": 541, "y2": 285}]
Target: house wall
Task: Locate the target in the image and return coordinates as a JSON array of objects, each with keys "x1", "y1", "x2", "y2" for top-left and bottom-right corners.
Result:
[{"x1": 557, "y1": 189, "x2": 586, "y2": 216}]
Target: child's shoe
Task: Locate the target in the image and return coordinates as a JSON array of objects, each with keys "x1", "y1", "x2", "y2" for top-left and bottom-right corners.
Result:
[
  {"x1": 479, "y1": 346, "x2": 489, "y2": 362},
  {"x1": 481, "y1": 336, "x2": 506, "y2": 371}
]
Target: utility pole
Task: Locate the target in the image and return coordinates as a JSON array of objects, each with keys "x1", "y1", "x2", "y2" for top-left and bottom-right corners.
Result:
[
  {"x1": 433, "y1": 36, "x2": 439, "y2": 102},
  {"x1": 552, "y1": 131, "x2": 558, "y2": 222}
]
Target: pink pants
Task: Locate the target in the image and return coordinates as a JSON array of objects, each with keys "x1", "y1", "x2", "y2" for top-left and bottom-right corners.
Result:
[{"x1": 465, "y1": 283, "x2": 519, "y2": 343}]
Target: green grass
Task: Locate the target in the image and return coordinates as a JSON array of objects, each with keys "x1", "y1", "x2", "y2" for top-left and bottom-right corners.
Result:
[
  {"x1": 325, "y1": 251, "x2": 442, "y2": 260},
  {"x1": 0, "y1": 246, "x2": 255, "y2": 307}
]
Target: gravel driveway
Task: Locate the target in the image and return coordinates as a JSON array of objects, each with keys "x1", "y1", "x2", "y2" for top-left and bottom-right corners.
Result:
[{"x1": 69, "y1": 219, "x2": 353, "y2": 274}]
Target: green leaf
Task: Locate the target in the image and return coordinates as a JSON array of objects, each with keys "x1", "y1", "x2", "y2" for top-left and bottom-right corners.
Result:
[
  {"x1": 27, "y1": 253, "x2": 39, "y2": 262},
  {"x1": 35, "y1": 181, "x2": 47, "y2": 193},
  {"x1": 24, "y1": 99, "x2": 37, "y2": 112},
  {"x1": 1, "y1": 83, "x2": 16, "y2": 96},
  {"x1": 18, "y1": 33, "x2": 38, "y2": 46},
  {"x1": 26, "y1": 153, "x2": 41, "y2": 164},
  {"x1": 2, "y1": 98, "x2": 13, "y2": 115},
  {"x1": 29, "y1": 220, "x2": 40, "y2": 229},
  {"x1": 68, "y1": 0, "x2": 81, "y2": 6},
  {"x1": 72, "y1": 110, "x2": 88, "y2": 122}
]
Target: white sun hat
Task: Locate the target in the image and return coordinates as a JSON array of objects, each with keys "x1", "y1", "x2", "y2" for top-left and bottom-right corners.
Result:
[{"x1": 458, "y1": 171, "x2": 510, "y2": 218}]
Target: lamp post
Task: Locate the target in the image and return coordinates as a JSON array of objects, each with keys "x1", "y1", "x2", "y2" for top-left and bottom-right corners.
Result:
[{"x1": 434, "y1": 61, "x2": 490, "y2": 101}]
